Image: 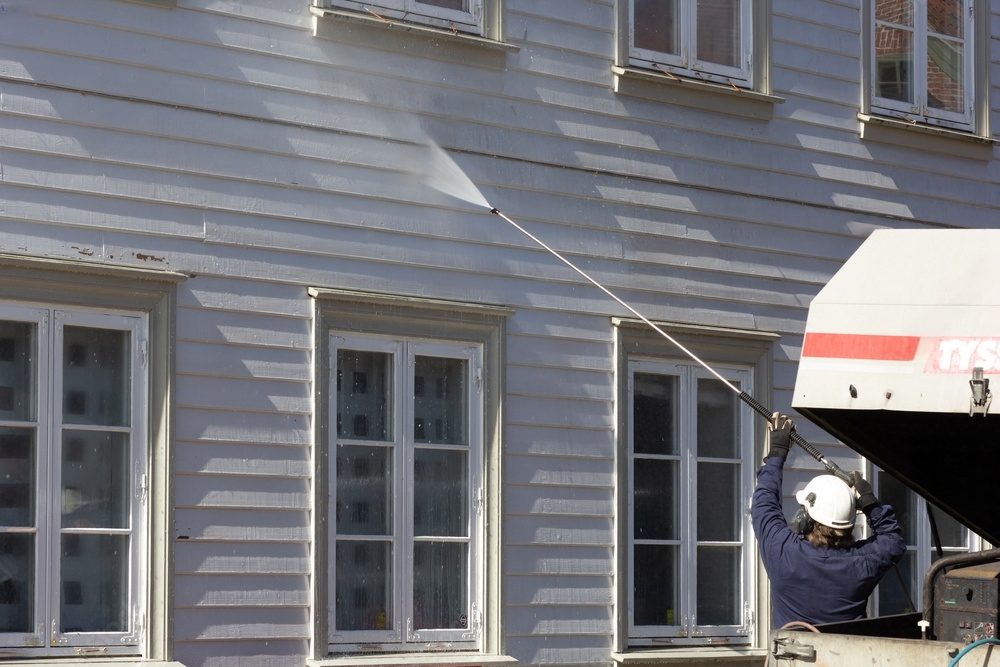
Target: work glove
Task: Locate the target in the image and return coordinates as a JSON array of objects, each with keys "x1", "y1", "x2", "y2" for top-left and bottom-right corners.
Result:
[
  {"x1": 851, "y1": 471, "x2": 879, "y2": 512},
  {"x1": 766, "y1": 412, "x2": 793, "y2": 461}
]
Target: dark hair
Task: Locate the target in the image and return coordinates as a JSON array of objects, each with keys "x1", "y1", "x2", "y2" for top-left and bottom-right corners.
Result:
[{"x1": 805, "y1": 523, "x2": 855, "y2": 549}]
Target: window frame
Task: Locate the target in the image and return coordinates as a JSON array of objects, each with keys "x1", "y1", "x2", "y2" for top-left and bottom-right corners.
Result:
[
  {"x1": 327, "y1": 333, "x2": 484, "y2": 650},
  {"x1": 312, "y1": 289, "x2": 509, "y2": 661},
  {"x1": 869, "y1": 467, "x2": 983, "y2": 617},
  {"x1": 0, "y1": 254, "x2": 180, "y2": 662},
  {"x1": 615, "y1": 319, "x2": 777, "y2": 652},
  {"x1": 626, "y1": 0, "x2": 755, "y2": 87},
  {"x1": 865, "y1": 0, "x2": 985, "y2": 133},
  {"x1": 321, "y1": 0, "x2": 484, "y2": 36}
]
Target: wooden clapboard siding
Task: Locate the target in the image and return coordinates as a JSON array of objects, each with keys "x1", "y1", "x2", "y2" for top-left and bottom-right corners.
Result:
[{"x1": 0, "y1": 0, "x2": 997, "y2": 665}]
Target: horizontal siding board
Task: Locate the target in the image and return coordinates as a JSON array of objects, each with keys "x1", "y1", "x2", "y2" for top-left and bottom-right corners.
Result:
[
  {"x1": 175, "y1": 441, "x2": 311, "y2": 478},
  {"x1": 506, "y1": 395, "x2": 613, "y2": 431},
  {"x1": 504, "y1": 605, "x2": 614, "y2": 637},
  {"x1": 175, "y1": 473, "x2": 311, "y2": 510},
  {"x1": 507, "y1": 364, "x2": 614, "y2": 402},
  {"x1": 174, "y1": 375, "x2": 311, "y2": 414},
  {"x1": 505, "y1": 575, "x2": 614, "y2": 606},
  {"x1": 174, "y1": 407, "x2": 310, "y2": 446},
  {"x1": 505, "y1": 487, "x2": 614, "y2": 518},
  {"x1": 505, "y1": 456, "x2": 615, "y2": 489},
  {"x1": 503, "y1": 424, "x2": 615, "y2": 459},
  {"x1": 174, "y1": 541, "x2": 310, "y2": 575},
  {"x1": 174, "y1": 608, "x2": 310, "y2": 641},
  {"x1": 175, "y1": 574, "x2": 310, "y2": 608},
  {"x1": 178, "y1": 278, "x2": 313, "y2": 317},
  {"x1": 505, "y1": 515, "x2": 614, "y2": 547},
  {"x1": 504, "y1": 545, "x2": 614, "y2": 576},
  {"x1": 174, "y1": 507, "x2": 310, "y2": 542},
  {"x1": 177, "y1": 307, "x2": 312, "y2": 349},
  {"x1": 177, "y1": 341, "x2": 312, "y2": 382}
]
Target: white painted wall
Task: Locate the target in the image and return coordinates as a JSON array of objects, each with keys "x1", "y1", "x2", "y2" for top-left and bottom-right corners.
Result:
[{"x1": 0, "y1": 0, "x2": 997, "y2": 665}]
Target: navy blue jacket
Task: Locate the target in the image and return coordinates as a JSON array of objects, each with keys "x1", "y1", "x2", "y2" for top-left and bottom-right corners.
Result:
[{"x1": 751, "y1": 456, "x2": 906, "y2": 629}]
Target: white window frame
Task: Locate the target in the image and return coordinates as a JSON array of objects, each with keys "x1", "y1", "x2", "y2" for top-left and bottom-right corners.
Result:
[
  {"x1": 327, "y1": 331, "x2": 484, "y2": 653},
  {"x1": 324, "y1": 0, "x2": 483, "y2": 35},
  {"x1": 626, "y1": 358, "x2": 756, "y2": 645},
  {"x1": 628, "y1": 0, "x2": 754, "y2": 87},
  {"x1": 868, "y1": 0, "x2": 976, "y2": 130},
  {"x1": 0, "y1": 303, "x2": 147, "y2": 657},
  {"x1": 870, "y1": 467, "x2": 982, "y2": 617}
]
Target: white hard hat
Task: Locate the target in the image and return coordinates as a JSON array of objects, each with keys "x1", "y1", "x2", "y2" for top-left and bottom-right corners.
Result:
[{"x1": 795, "y1": 475, "x2": 856, "y2": 530}]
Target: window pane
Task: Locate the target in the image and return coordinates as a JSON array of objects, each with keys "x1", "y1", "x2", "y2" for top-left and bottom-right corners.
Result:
[
  {"x1": 697, "y1": 546, "x2": 740, "y2": 625},
  {"x1": 413, "y1": 356, "x2": 466, "y2": 445},
  {"x1": 60, "y1": 534, "x2": 128, "y2": 632},
  {"x1": 928, "y1": 0, "x2": 962, "y2": 38},
  {"x1": 417, "y1": 0, "x2": 466, "y2": 9},
  {"x1": 927, "y1": 37, "x2": 964, "y2": 113},
  {"x1": 413, "y1": 541, "x2": 467, "y2": 630},
  {"x1": 0, "y1": 533, "x2": 32, "y2": 632},
  {"x1": 876, "y1": 0, "x2": 913, "y2": 25},
  {"x1": 0, "y1": 321, "x2": 35, "y2": 421},
  {"x1": 337, "y1": 350, "x2": 391, "y2": 441},
  {"x1": 875, "y1": 27, "x2": 913, "y2": 103},
  {"x1": 634, "y1": 544, "x2": 678, "y2": 626},
  {"x1": 61, "y1": 431, "x2": 129, "y2": 529},
  {"x1": 633, "y1": 372, "x2": 677, "y2": 455},
  {"x1": 929, "y1": 504, "x2": 966, "y2": 548},
  {"x1": 878, "y1": 549, "x2": 915, "y2": 614},
  {"x1": 877, "y1": 472, "x2": 917, "y2": 544},
  {"x1": 634, "y1": 458, "x2": 678, "y2": 540},
  {"x1": 414, "y1": 449, "x2": 467, "y2": 537},
  {"x1": 633, "y1": 0, "x2": 678, "y2": 55},
  {"x1": 63, "y1": 327, "x2": 130, "y2": 427},
  {"x1": 336, "y1": 445, "x2": 391, "y2": 536},
  {"x1": 697, "y1": 378, "x2": 739, "y2": 458},
  {"x1": 698, "y1": 462, "x2": 739, "y2": 541},
  {"x1": 335, "y1": 540, "x2": 392, "y2": 631},
  {"x1": 697, "y1": 0, "x2": 740, "y2": 67},
  {"x1": 0, "y1": 428, "x2": 34, "y2": 527}
]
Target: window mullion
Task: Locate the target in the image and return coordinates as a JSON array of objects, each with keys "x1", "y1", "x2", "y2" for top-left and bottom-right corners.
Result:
[
  {"x1": 682, "y1": 366, "x2": 696, "y2": 635},
  {"x1": 399, "y1": 344, "x2": 413, "y2": 644},
  {"x1": 35, "y1": 310, "x2": 53, "y2": 645},
  {"x1": 47, "y1": 311, "x2": 65, "y2": 648}
]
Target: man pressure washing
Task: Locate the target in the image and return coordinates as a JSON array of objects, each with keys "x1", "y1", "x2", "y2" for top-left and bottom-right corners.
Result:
[{"x1": 751, "y1": 413, "x2": 906, "y2": 629}]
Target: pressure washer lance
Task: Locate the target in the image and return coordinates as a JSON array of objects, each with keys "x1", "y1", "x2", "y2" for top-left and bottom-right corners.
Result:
[{"x1": 488, "y1": 207, "x2": 854, "y2": 485}]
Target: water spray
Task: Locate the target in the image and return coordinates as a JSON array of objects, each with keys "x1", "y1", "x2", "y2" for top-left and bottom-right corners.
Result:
[{"x1": 418, "y1": 140, "x2": 851, "y2": 483}]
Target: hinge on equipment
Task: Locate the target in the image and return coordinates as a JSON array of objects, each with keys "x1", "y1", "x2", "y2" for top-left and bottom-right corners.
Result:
[
  {"x1": 474, "y1": 487, "x2": 484, "y2": 516},
  {"x1": 474, "y1": 366, "x2": 483, "y2": 394},
  {"x1": 138, "y1": 338, "x2": 148, "y2": 369},
  {"x1": 970, "y1": 367, "x2": 992, "y2": 416},
  {"x1": 137, "y1": 472, "x2": 149, "y2": 504},
  {"x1": 772, "y1": 636, "x2": 817, "y2": 661}
]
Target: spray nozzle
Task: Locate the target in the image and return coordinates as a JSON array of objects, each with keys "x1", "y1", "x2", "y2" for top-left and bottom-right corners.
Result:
[{"x1": 490, "y1": 207, "x2": 500, "y2": 215}]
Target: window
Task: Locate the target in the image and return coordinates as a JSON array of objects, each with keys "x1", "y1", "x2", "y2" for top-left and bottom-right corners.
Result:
[
  {"x1": 625, "y1": 358, "x2": 756, "y2": 644},
  {"x1": 0, "y1": 258, "x2": 177, "y2": 662},
  {"x1": 628, "y1": 0, "x2": 754, "y2": 86},
  {"x1": 322, "y1": 0, "x2": 486, "y2": 36},
  {"x1": 871, "y1": 469, "x2": 981, "y2": 616},
  {"x1": 869, "y1": 0, "x2": 978, "y2": 130},
  {"x1": 314, "y1": 289, "x2": 507, "y2": 660}
]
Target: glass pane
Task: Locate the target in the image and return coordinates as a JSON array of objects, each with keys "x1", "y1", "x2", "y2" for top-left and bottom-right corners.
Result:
[
  {"x1": 877, "y1": 471, "x2": 917, "y2": 544},
  {"x1": 63, "y1": 326, "x2": 130, "y2": 427},
  {"x1": 335, "y1": 540, "x2": 392, "y2": 631},
  {"x1": 0, "y1": 321, "x2": 34, "y2": 421},
  {"x1": 413, "y1": 541, "x2": 467, "y2": 630},
  {"x1": 417, "y1": 0, "x2": 466, "y2": 10},
  {"x1": 634, "y1": 544, "x2": 678, "y2": 626},
  {"x1": 876, "y1": 0, "x2": 913, "y2": 25},
  {"x1": 697, "y1": 0, "x2": 740, "y2": 67},
  {"x1": 0, "y1": 428, "x2": 34, "y2": 527},
  {"x1": 0, "y1": 533, "x2": 32, "y2": 632},
  {"x1": 413, "y1": 356, "x2": 467, "y2": 445},
  {"x1": 927, "y1": 37, "x2": 964, "y2": 113},
  {"x1": 337, "y1": 350, "x2": 391, "y2": 441},
  {"x1": 697, "y1": 378, "x2": 739, "y2": 458},
  {"x1": 414, "y1": 449, "x2": 467, "y2": 537},
  {"x1": 60, "y1": 534, "x2": 128, "y2": 632},
  {"x1": 878, "y1": 549, "x2": 915, "y2": 614},
  {"x1": 336, "y1": 445, "x2": 391, "y2": 536},
  {"x1": 928, "y1": 0, "x2": 962, "y2": 38},
  {"x1": 698, "y1": 462, "x2": 739, "y2": 541},
  {"x1": 61, "y1": 431, "x2": 129, "y2": 529},
  {"x1": 697, "y1": 546, "x2": 740, "y2": 625},
  {"x1": 633, "y1": 372, "x2": 677, "y2": 455},
  {"x1": 634, "y1": 458, "x2": 678, "y2": 540},
  {"x1": 929, "y1": 504, "x2": 966, "y2": 548},
  {"x1": 875, "y1": 27, "x2": 913, "y2": 103},
  {"x1": 633, "y1": 0, "x2": 678, "y2": 55}
]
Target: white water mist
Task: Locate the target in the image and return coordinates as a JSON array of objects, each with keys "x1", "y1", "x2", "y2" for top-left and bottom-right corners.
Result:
[{"x1": 420, "y1": 139, "x2": 492, "y2": 210}]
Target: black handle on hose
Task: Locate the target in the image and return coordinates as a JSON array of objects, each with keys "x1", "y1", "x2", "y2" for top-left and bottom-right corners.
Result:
[{"x1": 738, "y1": 391, "x2": 855, "y2": 486}]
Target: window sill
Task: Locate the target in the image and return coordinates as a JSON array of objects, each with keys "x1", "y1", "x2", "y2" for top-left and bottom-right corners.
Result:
[
  {"x1": 309, "y1": 6, "x2": 517, "y2": 52},
  {"x1": 309, "y1": 654, "x2": 517, "y2": 667},
  {"x1": 0, "y1": 660, "x2": 186, "y2": 667},
  {"x1": 612, "y1": 66, "x2": 783, "y2": 121},
  {"x1": 612, "y1": 647, "x2": 768, "y2": 664},
  {"x1": 858, "y1": 113, "x2": 997, "y2": 159}
]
